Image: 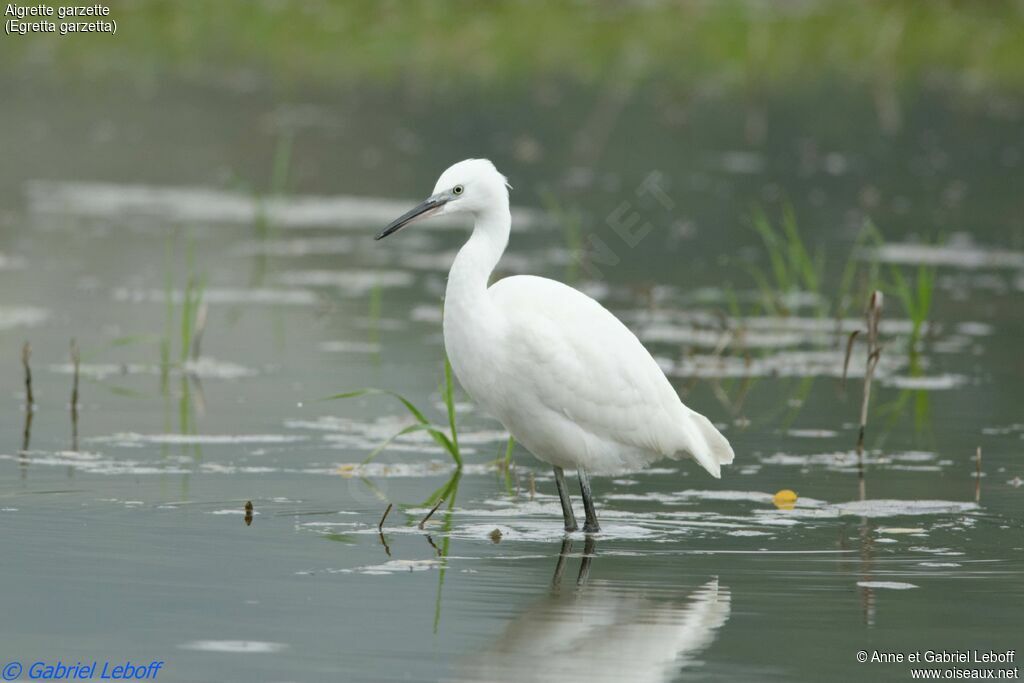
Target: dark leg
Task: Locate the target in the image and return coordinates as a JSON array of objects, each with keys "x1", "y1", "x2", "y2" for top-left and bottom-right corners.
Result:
[
  {"x1": 577, "y1": 467, "x2": 600, "y2": 533},
  {"x1": 553, "y1": 466, "x2": 578, "y2": 532}
]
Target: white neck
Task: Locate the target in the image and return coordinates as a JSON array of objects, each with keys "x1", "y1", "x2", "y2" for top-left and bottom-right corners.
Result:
[
  {"x1": 441, "y1": 195, "x2": 511, "y2": 409},
  {"x1": 444, "y1": 201, "x2": 510, "y2": 324}
]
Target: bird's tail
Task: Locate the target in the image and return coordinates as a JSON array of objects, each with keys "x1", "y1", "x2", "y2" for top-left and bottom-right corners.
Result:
[{"x1": 687, "y1": 411, "x2": 735, "y2": 479}]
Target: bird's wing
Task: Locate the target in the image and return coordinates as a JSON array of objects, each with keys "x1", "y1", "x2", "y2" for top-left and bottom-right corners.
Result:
[{"x1": 489, "y1": 275, "x2": 732, "y2": 475}]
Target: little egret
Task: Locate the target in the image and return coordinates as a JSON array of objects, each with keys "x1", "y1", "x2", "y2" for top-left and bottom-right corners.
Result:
[{"x1": 377, "y1": 159, "x2": 734, "y2": 533}]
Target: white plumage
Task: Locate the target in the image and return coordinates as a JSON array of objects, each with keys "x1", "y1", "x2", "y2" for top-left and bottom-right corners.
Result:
[{"x1": 377, "y1": 158, "x2": 734, "y2": 532}]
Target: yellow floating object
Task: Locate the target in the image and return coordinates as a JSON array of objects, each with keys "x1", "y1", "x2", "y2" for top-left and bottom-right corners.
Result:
[{"x1": 773, "y1": 489, "x2": 798, "y2": 510}]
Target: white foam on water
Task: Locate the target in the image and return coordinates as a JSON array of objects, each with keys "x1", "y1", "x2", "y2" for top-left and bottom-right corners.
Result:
[
  {"x1": 667, "y1": 349, "x2": 907, "y2": 379},
  {"x1": 981, "y1": 423, "x2": 1024, "y2": 435},
  {"x1": 275, "y1": 269, "x2": 414, "y2": 293},
  {"x1": 832, "y1": 500, "x2": 977, "y2": 517},
  {"x1": 882, "y1": 374, "x2": 966, "y2": 390},
  {"x1": 332, "y1": 461, "x2": 493, "y2": 478},
  {"x1": 287, "y1": 414, "x2": 507, "y2": 456},
  {"x1": 0, "y1": 252, "x2": 26, "y2": 270},
  {"x1": 231, "y1": 236, "x2": 356, "y2": 257},
  {"x1": 863, "y1": 239, "x2": 1024, "y2": 269},
  {"x1": 324, "y1": 559, "x2": 443, "y2": 576},
  {"x1": 451, "y1": 521, "x2": 660, "y2": 543},
  {"x1": 0, "y1": 451, "x2": 190, "y2": 476},
  {"x1": 319, "y1": 341, "x2": 381, "y2": 354},
  {"x1": 856, "y1": 581, "x2": 918, "y2": 590},
  {"x1": 49, "y1": 358, "x2": 258, "y2": 380},
  {"x1": 26, "y1": 180, "x2": 549, "y2": 230},
  {"x1": 92, "y1": 433, "x2": 307, "y2": 445},
  {"x1": 787, "y1": 429, "x2": 839, "y2": 438},
  {"x1": 178, "y1": 640, "x2": 288, "y2": 654},
  {"x1": 0, "y1": 306, "x2": 49, "y2": 330},
  {"x1": 759, "y1": 451, "x2": 942, "y2": 470},
  {"x1": 113, "y1": 286, "x2": 318, "y2": 306}
]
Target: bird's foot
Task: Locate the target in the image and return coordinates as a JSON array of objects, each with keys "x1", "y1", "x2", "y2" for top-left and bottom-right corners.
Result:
[
  {"x1": 564, "y1": 522, "x2": 579, "y2": 533},
  {"x1": 582, "y1": 522, "x2": 600, "y2": 534}
]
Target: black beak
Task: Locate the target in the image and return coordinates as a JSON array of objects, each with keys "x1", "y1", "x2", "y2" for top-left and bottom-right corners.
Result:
[{"x1": 376, "y1": 195, "x2": 447, "y2": 240}]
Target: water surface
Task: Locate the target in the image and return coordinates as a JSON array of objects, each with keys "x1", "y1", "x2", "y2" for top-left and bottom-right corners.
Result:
[{"x1": 1, "y1": 71, "x2": 1022, "y2": 682}]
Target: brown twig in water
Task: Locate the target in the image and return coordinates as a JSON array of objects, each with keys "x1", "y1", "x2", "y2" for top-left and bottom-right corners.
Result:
[
  {"x1": 378, "y1": 503, "x2": 393, "y2": 532},
  {"x1": 856, "y1": 292, "x2": 884, "y2": 455},
  {"x1": 21, "y1": 342, "x2": 34, "y2": 456},
  {"x1": 425, "y1": 534, "x2": 441, "y2": 556},
  {"x1": 70, "y1": 339, "x2": 80, "y2": 452},
  {"x1": 22, "y1": 341, "x2": 33, "y2": 407},
  {"x1": 418, "y1": 497, "x2": 445, "y2": 529},
  {"x1": 854, "y1": 291, "x2": 883, "y2": 501},
  {"x1": 377, "y1": 502, "x2": 393, "y2": 556}
]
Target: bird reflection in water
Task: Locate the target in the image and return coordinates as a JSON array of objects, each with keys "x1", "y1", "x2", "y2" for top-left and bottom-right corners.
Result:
[{"x1": 455, "y1": 539, "x2": 731, "y2": 683}]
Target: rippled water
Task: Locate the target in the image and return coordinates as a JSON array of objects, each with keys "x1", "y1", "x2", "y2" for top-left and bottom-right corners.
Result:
[{"x1": 2, "y1": 76, "x2": 1022, "y2": 682}]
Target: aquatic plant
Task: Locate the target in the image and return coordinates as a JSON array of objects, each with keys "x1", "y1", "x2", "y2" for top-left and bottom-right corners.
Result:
[
  {"x1": 21, "y1": 341, "x2": 33, "y2": 454},
  {"x1": 874, "y1": 349, "x2": 933, "y2": 450},
  {"x1": 497, "y1": 436, "x2": 517, "y2": 496},
  {"x1": 377, "y1": 503, "x2": 393, "y2": 556},
  {"x1": 21, "y1": 341, "x2": 34, "y2": 407},
  {"x1": 70, "y1": 339, "x2": 80, "y2": 452},
  {"x1": 835, "y1": 220, "x2": 885, "y2": 324},
  {"x1": 180, "y1": 274, "x2": 206, "y2": 364},
  {"x1": 424, "y1": 469, "x2": 461, "y2": 633},
  {"x1": 327, "y1": 356, "x2": 464, "y2": 467},
  {"x1": 842, "y1": 290, "x2": 884, "y2": 500},
  {"x1": 156, "y1": 233, "x2": 207, "y2": 385},
  {"x1": 748, "y1": 204, "x2": 824, "y2": 315},
  {"x1": 888, "y1": 262, "x2": 935, "y2": 349},
  {"x1": 502, "y1": 436, "x2": 515, "y2": 470}
]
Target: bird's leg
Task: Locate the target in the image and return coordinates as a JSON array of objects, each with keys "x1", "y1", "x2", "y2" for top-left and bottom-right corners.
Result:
[
  {"x1": 577, "y1": 467, "x2": 601, "y2": 533},
  {"x1": 553, "y1": 466, "x2": 578, "y2": 532}
]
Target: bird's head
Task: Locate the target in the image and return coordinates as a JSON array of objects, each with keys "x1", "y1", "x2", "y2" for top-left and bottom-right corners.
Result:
[{"x1": 376, "y1": 158, "x2": 510, "y2": 240}]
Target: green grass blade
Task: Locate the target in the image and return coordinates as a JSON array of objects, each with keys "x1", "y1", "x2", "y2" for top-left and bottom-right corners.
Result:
[
  {"x1": 322, "y1": 387, "x2": 460, "y2": 464},
  {"x1": 752, "y1": 208, "x2": 790, "y2": 292},
  {"x1": 443, "y1": 357, "x2": 460, "y2": 465},
  {"x1": 781, "y1": 203, "x2": 819, "y2": 294},
  {"x1": 322, "y1": 388, "x2": 431, "y2": 425},
  {"x1": 362, "y1": 423, "x2": 437, "y2": 464}
]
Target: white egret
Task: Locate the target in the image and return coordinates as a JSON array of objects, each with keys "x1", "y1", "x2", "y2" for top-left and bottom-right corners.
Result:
[{"x1": 377, "y1": 159, "x2": 734, "y2": 533}]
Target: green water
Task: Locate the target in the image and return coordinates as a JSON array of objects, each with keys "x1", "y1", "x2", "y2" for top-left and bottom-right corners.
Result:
[{"x1": 2, "y1": 19, "x2": 1024, "y2": 683}]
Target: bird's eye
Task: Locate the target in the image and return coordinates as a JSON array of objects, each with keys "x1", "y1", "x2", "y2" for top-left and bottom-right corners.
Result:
[{"x1": 453, "y1": 185, "x2": 464, "y2": 195}]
